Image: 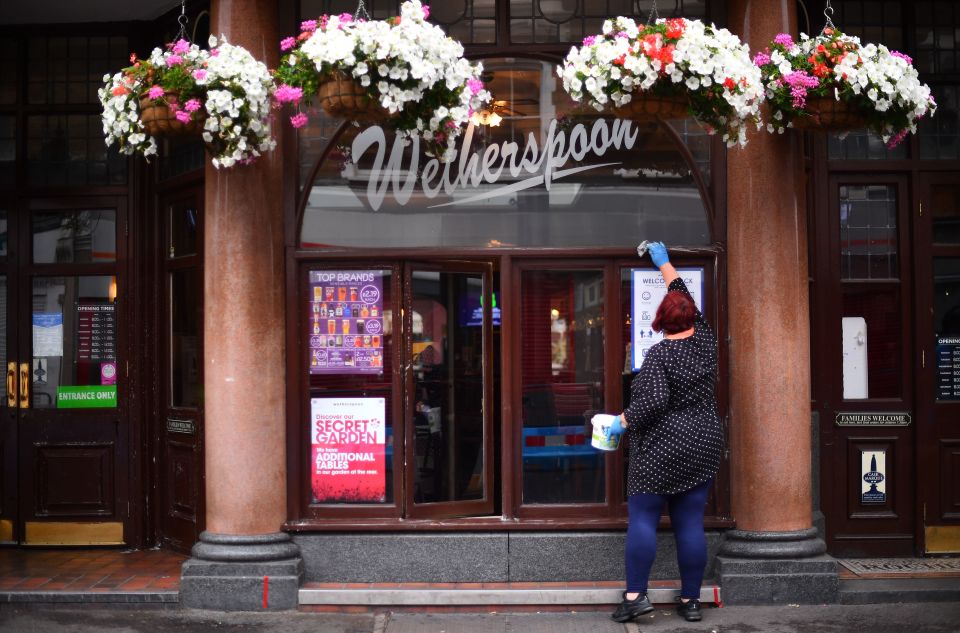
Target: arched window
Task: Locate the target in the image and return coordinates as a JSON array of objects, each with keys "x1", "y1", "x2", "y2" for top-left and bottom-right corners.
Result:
[{"x1": 297, "y1": 58, "x2": 713, "y2": 249}]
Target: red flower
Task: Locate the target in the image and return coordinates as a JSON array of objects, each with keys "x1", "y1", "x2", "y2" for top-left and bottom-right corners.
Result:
[
  {"x1": 112, "y1": 86, "x2": 130, "y2": 96},
  {"x1": 812, "y1": 63, "x2": 830, "y2": 77},
  {"x1": 665, "y1": 18, "x2": 685, "y2": 40},
  {"x1": 723, "y1": 77, "x2": 736, "y2": 90},
  {"x1": 614, "y1": 54, "x2": 626, "y2": 66},
  {"x1": 659, "y1": 44, "x2": 675, "y2": 65}
]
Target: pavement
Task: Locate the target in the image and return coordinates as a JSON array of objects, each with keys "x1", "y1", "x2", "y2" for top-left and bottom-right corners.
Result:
[{"x1": 1, "y1": 603, "x2": 960, "y2": 633}]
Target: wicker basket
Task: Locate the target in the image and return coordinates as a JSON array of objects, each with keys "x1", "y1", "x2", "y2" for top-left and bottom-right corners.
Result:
[
  {"x1": 791, "y1": 96, "x2": 867, "y2": 131},
  {"x1": 139, "y1": 94, "x2": 205, "y2": 137},
  {"x1": 317, "y1": 72, "x2": 390, "y2": 121},
  {"x1": 613, "y1": 92, "x2": 690, "y2": 121}
]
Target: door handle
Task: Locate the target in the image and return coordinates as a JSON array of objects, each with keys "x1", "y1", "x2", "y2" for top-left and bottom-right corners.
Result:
[
  {"x1": 19, "y1": 362, "x2": 29, "y2": 409},
  {"x1": 6, "y1": 362, "x2": 15, "y2": 408}
]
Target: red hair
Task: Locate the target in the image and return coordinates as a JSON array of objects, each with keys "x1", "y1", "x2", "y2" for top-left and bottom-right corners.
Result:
[{"x1": 652, "y1": 291, "x2": 696, "y2": 334}]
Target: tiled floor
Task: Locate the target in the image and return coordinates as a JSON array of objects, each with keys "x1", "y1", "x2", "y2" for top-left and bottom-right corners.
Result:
[{"x1": 0, "y1": 548, "x2": 186, "y2": 593}]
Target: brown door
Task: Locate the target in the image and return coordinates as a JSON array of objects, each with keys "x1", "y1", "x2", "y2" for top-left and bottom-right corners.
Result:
[
  {"x1": 917, "y1": 174, "x2": 960, "y2": 554},
  {"x1": 0, "y1": 207, "x2": 18, "y2": 543},
  {"x1": 819, "y1": 176, "x2": 916, "y2": 556},
  {"x1": 157, "y1": 188, "x2": 204, "y2": 553},
  {"x1": 2, "y1": 198, "x2": 130, "y2": 545},
  {"x1": 404, "y1": 262, "x2": 495, "y2": 518}
]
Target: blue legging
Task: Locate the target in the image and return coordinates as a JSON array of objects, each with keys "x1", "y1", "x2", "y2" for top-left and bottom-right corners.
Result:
[{"x1": 625, "y1": 479, "x2": 711, "y2": 599}]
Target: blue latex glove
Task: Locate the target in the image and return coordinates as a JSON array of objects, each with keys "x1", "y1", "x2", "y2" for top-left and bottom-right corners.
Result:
[
  {"x1": 648, "y1": 241, "x2": 670, "y2": 268},
  {"x1": 608, "y1": 415, "x2": 625, "y2": 435}
]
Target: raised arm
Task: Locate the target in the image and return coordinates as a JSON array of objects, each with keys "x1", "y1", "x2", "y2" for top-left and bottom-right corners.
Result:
[{"x1": 646, "y1": 242, "x2": 708, "y2": 330}]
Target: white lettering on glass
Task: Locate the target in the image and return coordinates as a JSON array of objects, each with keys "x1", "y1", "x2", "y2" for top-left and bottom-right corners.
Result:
[{"x1": 351, "y1": 119, "x2": 639, "y2": 211}]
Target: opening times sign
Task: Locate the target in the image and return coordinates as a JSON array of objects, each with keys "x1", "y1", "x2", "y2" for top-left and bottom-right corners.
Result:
[
  {"x1": 311, "y1": 397, "x2": 386, "y2": 503},
  {"x1": 630, "y1": 268, "x2": 704, "y2": 371},
  {"x1": 308, "y1": 270, "x2": 384, "y2": 374}
]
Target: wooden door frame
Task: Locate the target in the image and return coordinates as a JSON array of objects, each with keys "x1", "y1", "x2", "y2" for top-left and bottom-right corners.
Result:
[
  {"x1": 15, "y1": 195, "x2": 131, "y2": 545},
  {"x1": 915, "y1": 172, "x2": 960, "y2": 552},
  {"x1": 155, "y1": 184, "x2": 205, "y2": 553},
  {"x1": 402, "y1": 260, "x2": 496, "y2": 519}
]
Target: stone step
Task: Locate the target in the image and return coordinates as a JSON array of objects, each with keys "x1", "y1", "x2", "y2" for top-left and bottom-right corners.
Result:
[
  {"x1": 0, "y1": 590, "x2": 178, "y2": 604},
  {"x1": 299, "y1": 582, "x2": 722, "y2": 606},
  {"x1": 839, "y1": 578, "x2": 960, "y2": 605}
]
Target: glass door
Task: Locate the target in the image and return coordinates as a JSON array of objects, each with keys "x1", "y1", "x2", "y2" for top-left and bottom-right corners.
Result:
[
  {"x1": 404, "y1": 263, "x2": 495, "y2": 518},
  {"x1": 918, "y1": 174, "x2": 960, "y2": 553},
  {"x1": 10, "y1": 198, "x2": 128, "y2": 545},
  {"x1": 0, "y1": 207, "x2": 15, "y2": 543}
]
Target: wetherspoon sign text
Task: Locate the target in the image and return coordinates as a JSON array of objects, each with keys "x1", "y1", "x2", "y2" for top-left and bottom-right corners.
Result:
[{"x1": 352, "y1": 119, "x2": 639, "y2": 211}]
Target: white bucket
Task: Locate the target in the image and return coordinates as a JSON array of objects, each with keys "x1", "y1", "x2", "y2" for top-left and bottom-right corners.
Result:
[{"x1": 590, "y1": 414, "x2": 622, "y2": 451}]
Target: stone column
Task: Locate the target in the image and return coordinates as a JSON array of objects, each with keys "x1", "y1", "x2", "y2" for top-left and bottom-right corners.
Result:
[
  {"x1": 718, "y1": 0, "x2": 836, "y2": 604},
  {"x1": 179, "y1": 0, "x2": 302, "y2": 611}
]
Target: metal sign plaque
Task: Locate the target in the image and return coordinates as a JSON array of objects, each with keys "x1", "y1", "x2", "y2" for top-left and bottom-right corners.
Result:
[
  {"x1": 835, "y1": 412, "x2": 911, "y2": 427},
  {"x1": 166, "y1": 418, "x2": 196, "y2": 435}
]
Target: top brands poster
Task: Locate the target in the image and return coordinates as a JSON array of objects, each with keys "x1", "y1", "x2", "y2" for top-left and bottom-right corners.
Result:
[
  {"x1": 630, "y1": 268, "x2": 704, "y2": 371},
  {"x1": 308, "y1": 270, "x2": 384, "y2": 374}
]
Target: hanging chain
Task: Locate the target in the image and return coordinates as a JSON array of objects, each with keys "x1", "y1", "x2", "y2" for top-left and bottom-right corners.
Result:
[
  {"x1": 354, "y1": 0, "x2": 371, "y2": 21},
  {"x1": 175, "y1": 0, "x2": 190, "y2": 42},
  {"x1": 646, "y1": 0, "x2": 660, "y2": 24},
  {"x1": 822, "y1": 0, "x2": 837, "y2": 32}
]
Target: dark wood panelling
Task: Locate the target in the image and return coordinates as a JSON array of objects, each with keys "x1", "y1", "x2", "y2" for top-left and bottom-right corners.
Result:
[
  {"x1": 166, "y1": 437, "x2": 198, "y2": 522},
  {"x1": 35, "y1": 443, "x2": 114, "y2": 516}
]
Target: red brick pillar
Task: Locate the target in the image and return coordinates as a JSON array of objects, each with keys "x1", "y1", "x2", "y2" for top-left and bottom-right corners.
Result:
[
  {"x1": 718, "y1": 0, "x2": 835, "y2": 605},
  {"x1": 180, "y1": 0, "x2": 301, "y2": 611}
]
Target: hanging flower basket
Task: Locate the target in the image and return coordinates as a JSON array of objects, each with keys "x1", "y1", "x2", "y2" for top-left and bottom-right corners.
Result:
[
  {"x1": 100, "y1": 36, "x2": 277, "y2": 168},
  {"x1": 612, "y1": 92, "x2": 689, "y2": 121},
  {"x1": 315, "y1": 71, "x2": 390, "y2": 121},
  {"x1": 273, "y1": 1, "x2": 490, "y2": 161},
  {"x1": 558, "y1": 17, "x2": 763, "y2": 147},
  {"x1": 754, "y1": 29, "x2": 936, "y2": 146},
  {"x1": 789, "y1": 95, "x2": 867, "y2": 131},
  {"x1": 138, "y1": 92, "x2": 205, "y2": 136}
]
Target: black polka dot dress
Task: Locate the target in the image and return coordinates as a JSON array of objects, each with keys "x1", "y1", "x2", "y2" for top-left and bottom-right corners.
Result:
[{"x1": 623, "y1": 277, "x2": 723, "y2": 496}]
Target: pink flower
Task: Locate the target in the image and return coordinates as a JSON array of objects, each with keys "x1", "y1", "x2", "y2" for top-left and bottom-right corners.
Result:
[
  {"x1": 280, "y1": 36, "x2": 297, "y2": 51},
  {"x1": 773, "y1": 33, "x2": 794, "y2": 47},
  {"x1": 422, "y1": 5, "x2": 430, "y2": 19},
  {"x1": 147, "y1": 85, "x2": 165, "y2": 100},
  {"x1": 274, "y1": 84, "x2": 304, "y2": 103},
  {"x1": 184, "y1": 99, "x2": 202, "y2": 113},
  {"x1": 582, "y1": 35, "x2": 598, "y2": 47},
  {"x1": 166, "y1": 54, "x2": 183, "y2": 67},
  {"x1": 301, "y1": 19, "x2": 317, "y2": 32},
  {"x1": 886, "y1": 128, "x2": 909, "y2": 148},
  {"x1": 175, "y1": 110, "x2": 192, "y2": 123},
  {"x1": 209, "y1": 48, "x2": 220, "y2": 57},
  {"x1": 172, "y1": 39, "x2": 190, "y2": 54},
  {"x1": 615, "y1": 31, "x2": 630, "y2": 39},
  {"x1": 783, "y1": 70, "x2": 819, "y2": 108},
  {"x1": 890, "y1": 50, "x2": 913, "y2": 65},
  {"x1": 290, "y1": 112, "x2": 309, "y2": 128},
  {"x1": 338, "y1": 13, "x2": 352, "y2": 23},
  {"x1": 193, "y1": 69, "x2": 208, "y2": 81},
  {"x1": 467, "y1": 78, "x2": 484, "y2": 95},
  {"x1": 753, "y1": 52, "x2": 771, "y2": 66}
]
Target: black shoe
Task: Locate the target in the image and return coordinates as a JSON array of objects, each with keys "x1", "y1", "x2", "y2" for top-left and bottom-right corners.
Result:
[
  {"x1": 611, "y1": 592, "x2": 654, "y2": 623},
  {"x1": 676, "y1": 598, "x2": 703, "y2": 622}
]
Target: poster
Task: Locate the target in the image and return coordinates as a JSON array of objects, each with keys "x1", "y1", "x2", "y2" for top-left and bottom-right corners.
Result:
[
  {"x1": 630, "y1": 268, "x2": 704, "y2": 371},
  {"x1": 77, "y1": 303, "x2": 117, "y2": 362},
  {"x1": 32, "y1": 313, "x2": 63, "y2": 357},
  {"x1": 308, "y1": 270, "x2": 384, "y2": 374},
  {"x1": 861, "y1": 450, "x2": 887, "y2": 504},
  {"x1": 311, "y1": 397, "x2": 386, "y2": 503},
  {"x1": 936, "y1": 336, "x2": 960, "y2": 400}
]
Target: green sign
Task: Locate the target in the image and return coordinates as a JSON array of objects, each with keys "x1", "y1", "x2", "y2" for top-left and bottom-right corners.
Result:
[{"x1": 56, "y1": 385, "x2": 117, "y2": 409}]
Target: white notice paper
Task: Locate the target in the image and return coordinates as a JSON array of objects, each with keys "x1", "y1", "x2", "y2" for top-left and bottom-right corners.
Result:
[
  {"x1": 631, "y1": 268, "x2": 704, "y2": 372},
  {"x1": 32, "y1": 312, "x2": 63, "y2": 357}
]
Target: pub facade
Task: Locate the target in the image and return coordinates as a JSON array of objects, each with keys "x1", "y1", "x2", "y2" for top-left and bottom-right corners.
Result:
[{"x1": 0, "y1": 0, "x2": 957, "y2": 610}]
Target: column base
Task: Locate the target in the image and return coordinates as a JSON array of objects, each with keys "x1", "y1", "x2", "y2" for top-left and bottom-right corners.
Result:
[
  {"x1": 717, "y1": 528, "x2": 838, "y2": 605},
  {"x1": 180, "y1": 532, "x2": 303, "y2": 611}
]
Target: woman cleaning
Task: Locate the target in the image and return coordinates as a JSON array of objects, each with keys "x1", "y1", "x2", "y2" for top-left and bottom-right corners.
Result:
[{"x1": 607, "y1": 241, "x2": 723, "y2": 624}]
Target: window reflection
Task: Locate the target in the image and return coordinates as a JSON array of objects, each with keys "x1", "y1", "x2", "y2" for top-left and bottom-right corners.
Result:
[
  {"x1": 300, "y1": 58, "x2": 711, "y2": 248},
  {"x1": 839, "y1": 185, "x2": 898, "y2": 280},
  {"x1": 521, "y1": 269, "x2": 604, "y2": 504},
  {"x1": 32, "y1": 209, "x2": 116, "y2": 264}
]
